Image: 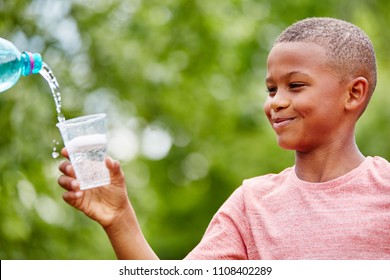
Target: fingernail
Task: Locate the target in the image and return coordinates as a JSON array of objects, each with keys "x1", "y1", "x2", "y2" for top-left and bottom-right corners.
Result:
[
  {"x1": 75, "y1": 191, "x2": 83, "y2": 198},
  {"x1": 71, "y1": 180, "x2": 79, "y2": 189}
]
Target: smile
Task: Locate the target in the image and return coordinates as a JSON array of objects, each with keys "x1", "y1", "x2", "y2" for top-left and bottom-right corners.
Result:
[{"x1": 272, "y1": 117, "x2": 295, "y2": 130}]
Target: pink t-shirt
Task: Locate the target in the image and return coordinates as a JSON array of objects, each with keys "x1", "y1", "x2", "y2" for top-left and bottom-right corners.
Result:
[{"x1": 185, "y1": 156, "x2": 390, "y2": 259}]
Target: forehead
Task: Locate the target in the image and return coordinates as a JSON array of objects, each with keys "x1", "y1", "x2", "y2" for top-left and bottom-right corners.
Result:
[{"x1": 266, "y1": 42, "x2": 330, "y2": 80}]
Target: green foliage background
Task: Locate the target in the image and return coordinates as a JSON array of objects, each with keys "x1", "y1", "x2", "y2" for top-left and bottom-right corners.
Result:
[{"x1": 1, "y1": 0, "x2": 390, "y2": 259}]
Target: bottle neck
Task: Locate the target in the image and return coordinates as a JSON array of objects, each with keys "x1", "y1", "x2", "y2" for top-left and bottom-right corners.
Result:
[{"x1": 21, "y1": 52, "x2": 43, "y2": 76}]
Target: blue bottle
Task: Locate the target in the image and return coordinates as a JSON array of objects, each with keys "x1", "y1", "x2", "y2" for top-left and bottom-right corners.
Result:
[{"x1": 0, "y1": 37, "x2": 43, "y2": 93}]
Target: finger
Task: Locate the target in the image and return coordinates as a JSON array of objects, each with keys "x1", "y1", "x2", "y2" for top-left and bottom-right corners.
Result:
[
  {"x1": 105, "y1": 156, "x2": 125, "y2": 185},
  {"x1": 62, "y1": 190, "x2": 83, "y2": 206},
  {"x1": 58, "y1": 160, "x2": 76, "y2": 177},
  {"x1": 58, "y1": 174, "x2": 80, "y2": 191},
  {"x1": 61, "y1": 147, "x2": 69, "y2": 159},
  {"x1": 106, "y1": 156, "x2": 120, "y2": 174}
]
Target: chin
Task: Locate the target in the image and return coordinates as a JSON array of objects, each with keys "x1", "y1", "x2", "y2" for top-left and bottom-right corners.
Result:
[
  {"x1": 277, "y1": 137, "x2": 295, "y2": 150},
  {"x1": 277, "y1": 138, "x2": 301, "y2": 151},
  {"x1": 277, "y1": 141, "x2": 295, "y2": 151}
]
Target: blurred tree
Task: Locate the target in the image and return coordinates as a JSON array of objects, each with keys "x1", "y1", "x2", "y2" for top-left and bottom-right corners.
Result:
[{"x1": 1, "y1": 0, "x2": 390, "y2": 259}]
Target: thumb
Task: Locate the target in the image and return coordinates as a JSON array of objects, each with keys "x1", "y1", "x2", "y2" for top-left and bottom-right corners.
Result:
[{"x1": 105, "y1": 156, "x2": 125, "y2": 186}]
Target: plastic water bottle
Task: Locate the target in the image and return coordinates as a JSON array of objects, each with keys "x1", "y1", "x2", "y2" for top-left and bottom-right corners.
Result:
[{"x1": 0, "y1": 37, "x2": 43, "y2": 93}]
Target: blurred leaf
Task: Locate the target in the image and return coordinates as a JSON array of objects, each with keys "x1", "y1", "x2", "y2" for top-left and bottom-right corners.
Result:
[{"x1": 1, "y1": 0, "x2": 389, "y2": 259}]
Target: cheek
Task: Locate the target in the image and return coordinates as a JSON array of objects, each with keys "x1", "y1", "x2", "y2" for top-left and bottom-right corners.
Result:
[
  {"x1": 291, "y1": 96, "x2": 315, "y2": 118},
  {"x1": 263, "y1": 99, "x2": 271, "y2": 119}
]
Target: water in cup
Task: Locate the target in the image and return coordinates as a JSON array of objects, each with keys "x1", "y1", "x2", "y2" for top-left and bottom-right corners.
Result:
[
  {"x1": 57, "y1": 114, "x2": 111, "y2": 190},
  {"x1": 67, "y1": 133, "x2": 109, "y2": 189}
]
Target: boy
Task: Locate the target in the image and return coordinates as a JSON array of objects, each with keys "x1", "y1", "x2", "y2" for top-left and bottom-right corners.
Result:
[{"x1": 58, "y1": 17, "x2": 390, "y2": 259}]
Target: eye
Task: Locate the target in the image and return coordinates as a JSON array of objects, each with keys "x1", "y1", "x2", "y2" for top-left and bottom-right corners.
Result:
[
  {"x1": 266, "y1": 86, "x2": 277, "y2": 97},
  {"x1": 289, "y1": 83, "x2": 306, "y2": 91}
]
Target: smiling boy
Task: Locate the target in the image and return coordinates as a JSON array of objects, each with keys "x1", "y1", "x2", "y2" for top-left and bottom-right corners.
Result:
[
  {"x1": 58, "y1": 17, "x2": 390, "y2": 259},
  {"x1": 185, "y1": 17, "x2": 390, "y2": 259},
  {"x1": 264, "y1": 41, "x2": 368, "y2": 182}
]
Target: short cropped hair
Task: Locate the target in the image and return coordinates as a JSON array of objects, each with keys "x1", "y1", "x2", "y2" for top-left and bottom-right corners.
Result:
[{"x1": 275, "y1": 17, "x2": 377, "y2": 98}]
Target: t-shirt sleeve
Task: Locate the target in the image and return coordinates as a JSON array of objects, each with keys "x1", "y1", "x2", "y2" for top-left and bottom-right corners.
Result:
[{"x1": 184, "y1": 186, "x2": 250, "y2": 260}]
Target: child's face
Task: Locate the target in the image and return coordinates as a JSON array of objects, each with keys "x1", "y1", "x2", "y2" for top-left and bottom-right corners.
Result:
[{"x1": 263, "y1": 42, "x2": 348, "y2": 152}]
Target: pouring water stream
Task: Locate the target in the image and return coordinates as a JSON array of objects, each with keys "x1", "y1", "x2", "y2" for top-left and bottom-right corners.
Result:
[{"x1": 39, "y1": 62, "x2": 65, "y2": 158}]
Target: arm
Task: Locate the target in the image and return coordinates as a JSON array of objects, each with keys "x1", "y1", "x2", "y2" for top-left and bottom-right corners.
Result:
[{"x1": 58, "y1": 148, "x2": 158, "y2": 260}]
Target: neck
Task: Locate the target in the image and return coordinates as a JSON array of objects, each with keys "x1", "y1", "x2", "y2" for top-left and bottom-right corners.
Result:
[{"x1": 294, "y1": 138, "x2": 365, "y2": 183}]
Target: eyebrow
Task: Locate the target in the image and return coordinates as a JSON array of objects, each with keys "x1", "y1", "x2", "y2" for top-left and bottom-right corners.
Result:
[{"x1": 266, "y1": 71, "x2": 311, "y2": 83}]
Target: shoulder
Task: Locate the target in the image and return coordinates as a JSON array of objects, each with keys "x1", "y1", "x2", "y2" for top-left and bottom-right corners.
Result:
[
  {"x1": 222, "y1": 167, "x2": 295, "y2": 208},
  {"x1": 241, "y1": 167, "x2": 294, "y2": 193},
  {"x1": 365, "y1": 156, "x2": 390, "y2": 181},
  {"x1": 369, "y1": 156, "x2": 390, "y2": 168},
  {"x1": 217, "y1": 167, "x2": 294, "y2": 210}
]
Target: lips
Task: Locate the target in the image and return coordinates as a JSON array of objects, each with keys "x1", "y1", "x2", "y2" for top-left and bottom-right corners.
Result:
[{"x1": 271, "y1": 117, "x2": 295, "y2": 130}]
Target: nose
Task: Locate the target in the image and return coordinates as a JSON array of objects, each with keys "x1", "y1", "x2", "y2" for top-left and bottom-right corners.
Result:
[{"x1": 268, "y1": 91, "x2": 290, "y2": 112}]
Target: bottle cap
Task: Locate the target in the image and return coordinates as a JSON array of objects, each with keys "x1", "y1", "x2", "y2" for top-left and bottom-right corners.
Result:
[{"x1": 21, "y1": 52, "x2": 43, "y2": 76}]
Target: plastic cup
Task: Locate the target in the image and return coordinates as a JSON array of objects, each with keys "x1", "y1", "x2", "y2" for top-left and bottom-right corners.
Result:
[{"x1": 56, "y1": 113, "x2": 110, "y2": 190}]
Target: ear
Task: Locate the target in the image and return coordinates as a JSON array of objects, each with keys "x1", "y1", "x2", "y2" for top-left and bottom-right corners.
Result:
[{"x1": 344, "y1": 77, "x2": 370, "y2": 113}]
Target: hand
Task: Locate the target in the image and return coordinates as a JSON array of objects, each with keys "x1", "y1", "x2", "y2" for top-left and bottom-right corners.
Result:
[{"x1": 58, "y1": 148, "x2": 131, "y2": 228}]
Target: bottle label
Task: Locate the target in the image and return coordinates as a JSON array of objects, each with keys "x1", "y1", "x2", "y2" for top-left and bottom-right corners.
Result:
[{"x1": 26, "y1": 52, "x2": 35, "y2": 75}]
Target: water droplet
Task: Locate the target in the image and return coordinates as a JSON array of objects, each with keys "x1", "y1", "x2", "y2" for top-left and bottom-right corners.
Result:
[{"x1": 51, "y1": 139, "x2": 61, "y2": 159}]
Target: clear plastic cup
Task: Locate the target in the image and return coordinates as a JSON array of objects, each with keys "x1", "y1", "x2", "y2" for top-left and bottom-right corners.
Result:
[{"x1": 56, "y1": 114, "x2": 110, "y2": 190}]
